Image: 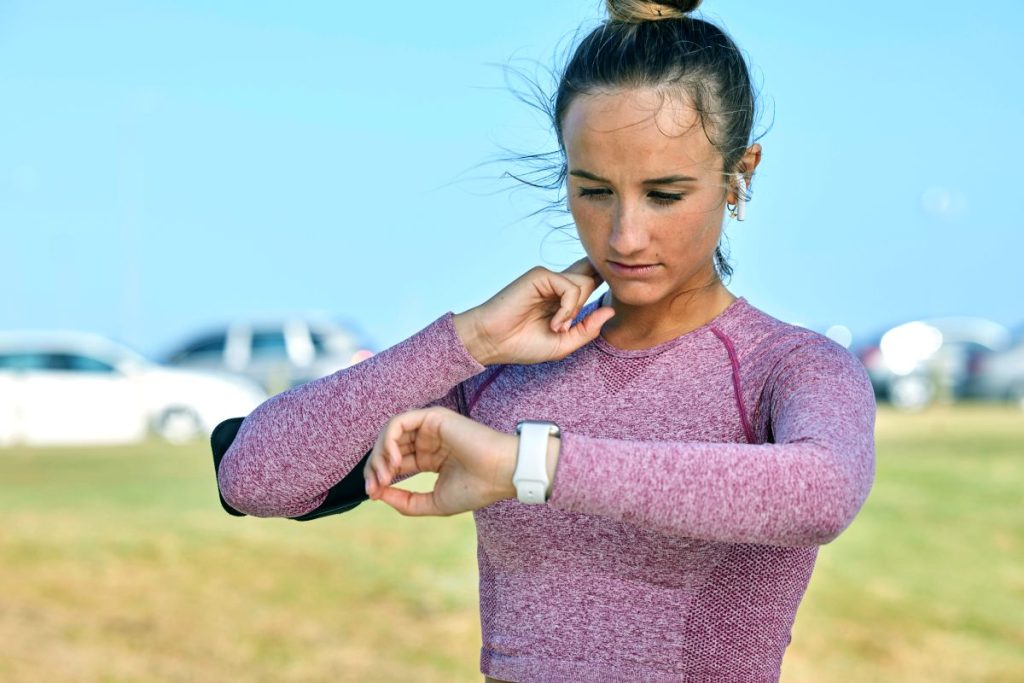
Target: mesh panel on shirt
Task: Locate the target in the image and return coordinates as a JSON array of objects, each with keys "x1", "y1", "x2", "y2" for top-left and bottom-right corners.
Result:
[{"x1": 598, "y1": 354, "x2": 660, "y2": 395}]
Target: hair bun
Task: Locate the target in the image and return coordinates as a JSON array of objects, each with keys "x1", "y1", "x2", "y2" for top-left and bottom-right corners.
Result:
[{"x1": 605, "y1": 0, "x2": 702, "y2": 23}]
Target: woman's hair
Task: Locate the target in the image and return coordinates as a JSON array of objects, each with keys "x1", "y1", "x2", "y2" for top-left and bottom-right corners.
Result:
[{"x1": 512, "y1": 0, "x2": 762, "y2": 281}]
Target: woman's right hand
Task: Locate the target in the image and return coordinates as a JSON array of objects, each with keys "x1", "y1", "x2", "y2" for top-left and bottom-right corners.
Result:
[{"x1": 453, "y1": 257, "x2": 616, "y2": 366}]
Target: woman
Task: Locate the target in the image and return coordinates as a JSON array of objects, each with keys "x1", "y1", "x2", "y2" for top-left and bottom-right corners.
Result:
[{"x1": 216, "y1": 1, "x2": 876, "y2": 680}]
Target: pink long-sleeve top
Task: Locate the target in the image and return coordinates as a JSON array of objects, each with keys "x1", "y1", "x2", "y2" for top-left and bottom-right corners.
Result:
[{"x1": 217, "y1": 295, "x2": 876, "y2": 682}]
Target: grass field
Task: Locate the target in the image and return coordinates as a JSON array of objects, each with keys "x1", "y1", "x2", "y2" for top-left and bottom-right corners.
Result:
[{"x1": 1, "y1": 404, "x2": 1021, "y2": 682}]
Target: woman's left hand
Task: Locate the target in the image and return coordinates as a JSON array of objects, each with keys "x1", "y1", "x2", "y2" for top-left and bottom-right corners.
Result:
[{"x1": 363, "y1": 406, "x2": 518, "y2": 516}]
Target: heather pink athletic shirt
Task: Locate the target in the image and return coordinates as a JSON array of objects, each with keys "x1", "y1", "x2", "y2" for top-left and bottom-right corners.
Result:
[{"x1": 217, "y1": 295, "x2": 876, "y2": 682}]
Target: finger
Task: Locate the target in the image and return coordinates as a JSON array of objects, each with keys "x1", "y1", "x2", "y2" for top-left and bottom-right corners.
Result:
[
  {"x1": 566, "y1": 305, "x2": 617, "y2": 345},
  {"x1": 390, "y1": 405, "x2": 452, "y2": 430},
  {"x1": 394, "y1": 452, "x2": 426, "y2": 477},
  {"x1": 561, "y1": 257, "x2": 603, "y2": 286},
  {"x1": 366, "y1": 414, "x2": 396, "y2": 496},
  {"x1": 378, "y1": 485, "x2": 444, "y2": 517},
  {"x1": 382, "y1": 408, "x2": 432, "y2": 450},
  {"x1": 366, "y1": 408, "x2": 433, "y2": 499},
  {"x1": 379, "y1": 438, "x2": 422, "y2": 487},
  {"x1": 379, "y1": 431, "x2": 407, "y2": 487},
  {"x1": 544, "y1": 274, "x2": 585, "y2": 333},
  {"x1": 380, "y1": 405, "x2": 452, "y2": 481},
  {"x1": 558, "y1": 275, "x2": 604, "y2": 329},
  {"x1": 373, "y1": 429, "x2": 397, "y2": 485},
  {"x1": 561, "y1": 271, "x2": 598, "y2": 287},
  {"x1": 364, "y1": 467, "x2": 377, "y2": 498},
  {"x1": 372, "y1": 456, "x2": 392, "y2": 494},
  {"x1": 373, "y1": 455, "x2": 426, "y2": 498},
  {"x1": 365, "y1": 448, "x2": 384, "y2": 499},
  {"x1": 388, "y1": 438, "x2": 402, "y2": 471}
]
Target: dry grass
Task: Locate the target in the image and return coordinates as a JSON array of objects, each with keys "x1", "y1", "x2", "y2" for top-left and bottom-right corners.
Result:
[
  {"x1": 781, "y1": 404, "x2": 1024, "y2": 683},
  {"x1": 1, "y1": 403, "x2": 1021, "y2": 682}
]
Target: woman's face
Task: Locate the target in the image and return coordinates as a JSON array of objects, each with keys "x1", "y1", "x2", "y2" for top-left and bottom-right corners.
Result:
[{"x1": 562, "y1": 87, "x2": 730, "y2": 309}]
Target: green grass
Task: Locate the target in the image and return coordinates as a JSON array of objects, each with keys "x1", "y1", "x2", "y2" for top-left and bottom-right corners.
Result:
[{"x1": 0, "y1": 404, "x2": 1021, "y2": 682}]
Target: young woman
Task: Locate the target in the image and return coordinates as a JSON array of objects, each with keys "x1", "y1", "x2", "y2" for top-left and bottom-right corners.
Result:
[{"x1": 216, "y1": 1, "x2": 876, "y2": 680}]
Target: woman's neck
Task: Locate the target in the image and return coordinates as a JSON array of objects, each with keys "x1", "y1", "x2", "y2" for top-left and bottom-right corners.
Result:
[{"x1": 598, "y1": 283, "x2": 737, "y2": 351}]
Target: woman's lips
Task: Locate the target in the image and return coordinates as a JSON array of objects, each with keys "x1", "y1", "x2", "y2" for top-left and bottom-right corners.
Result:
[{"x1": 607, "y1": 261, "x2": 660, "y2": 277}]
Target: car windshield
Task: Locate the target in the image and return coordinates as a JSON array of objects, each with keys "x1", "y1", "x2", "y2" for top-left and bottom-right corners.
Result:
[
  {"x1": 251, "y1": 330, "x2": 288, "y2": 359},
  {"x1": 0, "y1": 352, "x2": 116, "y2": 372},
  {"x1": 173, "y1": 334, "x2": 227, "y2": 361},
  {"x1": 0, "y1": 353, "x2": 49, "y2": 370}
]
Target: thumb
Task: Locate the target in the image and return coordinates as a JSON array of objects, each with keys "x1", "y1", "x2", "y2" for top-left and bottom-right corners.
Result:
[
  {"x1": 566, "y1": 305, "x2": 616, "y2": 347},
  {"x1": 377, "y1": 485, "x2": 443, "y2": 517}
]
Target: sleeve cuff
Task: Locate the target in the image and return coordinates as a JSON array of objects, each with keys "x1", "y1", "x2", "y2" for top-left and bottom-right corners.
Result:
[{"x1": 435, "y1": 311, "x2": 488, "y2": 377}]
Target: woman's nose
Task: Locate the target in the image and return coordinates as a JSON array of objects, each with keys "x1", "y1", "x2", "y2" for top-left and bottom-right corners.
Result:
[{"x1": 608, "y1": 200, "x2": 650, "y2": 255}]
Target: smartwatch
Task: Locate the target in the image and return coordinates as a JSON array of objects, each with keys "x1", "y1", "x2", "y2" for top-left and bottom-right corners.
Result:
[{"x1": 513, "y1": 420, "x2": 561, "y2": 504}]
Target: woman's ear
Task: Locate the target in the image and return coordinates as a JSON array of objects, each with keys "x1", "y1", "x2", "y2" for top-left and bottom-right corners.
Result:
[
  {"x1": 728, "y1": 143, "x2": 763, "y2": 204},
  {"x1": 739, "y1": 143, "x2": 763, "y2": 186}
]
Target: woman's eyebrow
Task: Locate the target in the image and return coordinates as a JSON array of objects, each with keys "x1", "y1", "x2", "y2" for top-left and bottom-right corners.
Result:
[
  {"x1": 569, "y1": 169, "x2": 698, "y2": 184},
  {"x1": 569, "y1": 169, "x2": 608, "y2": 182},
  {"x1": 644, "y1": 174, "x2": 698, "y2": 185}
]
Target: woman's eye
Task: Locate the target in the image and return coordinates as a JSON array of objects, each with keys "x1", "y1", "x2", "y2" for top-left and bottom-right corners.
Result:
[
  {"x1": 577, "y1": 187, "x2": 612, "y2": 200},
  {"x1": 648, "y1": 191, "x2": 683, "y2": 205}
]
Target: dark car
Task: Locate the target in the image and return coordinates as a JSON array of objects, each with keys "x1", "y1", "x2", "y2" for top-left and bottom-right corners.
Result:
[{"x1": 964, "y1": 328, "x2": 1024, "y2": 409}]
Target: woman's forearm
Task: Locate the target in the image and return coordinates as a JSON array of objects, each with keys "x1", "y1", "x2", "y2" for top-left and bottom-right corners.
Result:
[
  {"x1": 216, "y1": 311, "x2": 486, "y2": 517},
  {"x1": 547, "y1": 341, "x2": 877, "y2": 547},
  {"x1": 548, "y1": 434, "x2": 872, "y2": 546}
]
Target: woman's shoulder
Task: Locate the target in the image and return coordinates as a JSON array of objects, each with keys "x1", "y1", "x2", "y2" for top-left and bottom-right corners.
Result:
[
  {"x1": 710, "y1": 299, "x2": 870, "y2": 398},
  {"x1": 748, "y1": 314, "x2": 872, "y2": 400},
  {"x1": 731, "y1": 298, "x2": 852, "y2": 359}
]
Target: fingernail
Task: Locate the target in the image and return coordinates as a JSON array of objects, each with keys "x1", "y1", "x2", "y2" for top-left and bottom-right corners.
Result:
[{"x1": 562, "y1": 321, "x2": 571, "y2": 332}]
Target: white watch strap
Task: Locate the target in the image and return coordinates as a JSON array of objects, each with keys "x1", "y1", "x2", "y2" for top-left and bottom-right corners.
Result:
[{"x1": 513, "y1": 421, "x2": 558, "y2": 504}]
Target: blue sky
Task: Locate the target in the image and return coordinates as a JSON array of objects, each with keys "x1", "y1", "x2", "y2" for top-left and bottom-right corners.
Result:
[{"x1": 2, "y1": 0, "x2": 1021, "y2": 357}]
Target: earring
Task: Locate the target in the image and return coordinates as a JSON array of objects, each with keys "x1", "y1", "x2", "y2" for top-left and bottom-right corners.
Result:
[{"x1": 729, "y1": 173, "x2": 749, "y2": 221}]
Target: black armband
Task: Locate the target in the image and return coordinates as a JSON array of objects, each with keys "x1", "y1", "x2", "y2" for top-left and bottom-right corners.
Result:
[{"x1": 210, "y1": 417, "x2": 369, "y2": 522}]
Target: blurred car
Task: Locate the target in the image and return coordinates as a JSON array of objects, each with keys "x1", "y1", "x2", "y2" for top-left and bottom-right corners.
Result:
[
  {"x1": 854, "y1": 317, "x2": 1011, "y2": 410},
  {"x1": 0, "y1": 331, "x2": 268, "y2": 447},
  {"x1": 163, "y1": 317, "x2": 375, "y2": 393},
  {"x1": 964, "y1": 330, "x2": 1024, "y2": 409}
]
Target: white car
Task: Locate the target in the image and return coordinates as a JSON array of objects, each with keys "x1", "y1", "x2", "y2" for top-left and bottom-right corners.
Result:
[
  {"x1": 0, "y1": 331, "x2": 268, "y2": 447},
  {"x1": 855, "y1": 317, "x2": 1011, "y2": 410},
  {"x1": 164, "y1": 317, "x2": 374, "y2": 393}
]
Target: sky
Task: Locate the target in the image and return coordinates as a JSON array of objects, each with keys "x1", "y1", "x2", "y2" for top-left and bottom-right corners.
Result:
[{"x1": 2, "y1": 0, "x2": 1022, "y2": 358}]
